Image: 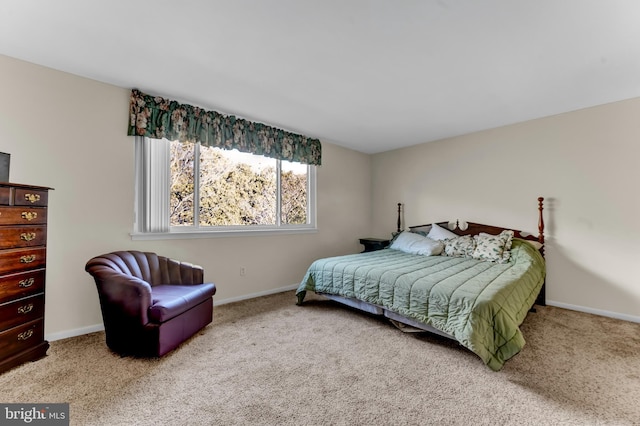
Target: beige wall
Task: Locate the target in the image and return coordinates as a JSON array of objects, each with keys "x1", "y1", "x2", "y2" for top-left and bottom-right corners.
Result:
[
  {"x1": 372, "y1": 98, "x2": 640, "y2": 320},
  {"x1": 3, "y1": 52, "x2": 638, "y2": 339},
  {"x1": 0, "y1": 55, "x2": 372, "y2": 339}
]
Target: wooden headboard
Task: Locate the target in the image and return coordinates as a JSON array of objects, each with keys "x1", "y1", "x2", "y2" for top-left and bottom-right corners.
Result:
[{"x1": 405, "y1": 197, "x2": 545, "y2": 253}]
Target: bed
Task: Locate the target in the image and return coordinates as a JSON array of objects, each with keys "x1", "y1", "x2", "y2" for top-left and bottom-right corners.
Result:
[{"x1": 296, "y1": 198, "x2": 546, "y2": 371}]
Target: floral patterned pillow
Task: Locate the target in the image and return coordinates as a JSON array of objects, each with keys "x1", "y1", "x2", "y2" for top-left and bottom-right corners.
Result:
[
  {"x1": 443, "y1": 235, "x2": 476, "y2": 258},
  {"x1": 472, "y1": 230, "x2": 514, "y2": 263}
]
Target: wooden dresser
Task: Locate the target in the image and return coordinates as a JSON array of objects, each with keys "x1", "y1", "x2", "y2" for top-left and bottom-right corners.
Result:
[{"x1": 0, "y1": 182, "x2": 51, "y2": 374}]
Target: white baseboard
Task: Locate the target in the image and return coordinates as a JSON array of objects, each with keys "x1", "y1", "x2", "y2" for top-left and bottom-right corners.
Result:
[
  {"x1": 46, "y1": 323, "x2": 104, "y2": 342},
  {"x1": 213, "y1": 283, "x2": 298, "y2": 306},
  {"x1": 45, "y1": 284, "x2": 300, "y2": 342},
  {"x1": 546, "y1": 300, "x2": 640, "y2": 324}
]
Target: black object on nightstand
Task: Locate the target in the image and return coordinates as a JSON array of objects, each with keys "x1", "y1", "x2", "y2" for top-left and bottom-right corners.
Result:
[{"x1": 359, "y1": 238, "x2": 390, "y2": 252}]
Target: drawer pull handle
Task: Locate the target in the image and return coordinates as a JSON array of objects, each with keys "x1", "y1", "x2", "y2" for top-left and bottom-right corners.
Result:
[
  {"x1": 25, "y1": 193, "x2": 41, "y2": 203},
  {"x1": 18, "y1": 304, "x2": 34, "y2": 314},
  {"x1": 20, "y1": 232, "x2": 37, "y2": 241},
  {"x1": 21, "y1": 211, "x2": 38, "y2": 221},
  {"x1": 20, "y1": 255, "x2": 36, "y2": 263},
  {"x1": 17, "y1": 329, "x2": 34, "y2": 341},
  {"x1": 19, "y1": 278, "x2": 35, "y2": 288}
]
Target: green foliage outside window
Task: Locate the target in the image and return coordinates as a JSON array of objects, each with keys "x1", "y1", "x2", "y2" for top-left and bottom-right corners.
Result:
[{"x1": 170, "y1": 142, "x2": 308, "y2": 227}]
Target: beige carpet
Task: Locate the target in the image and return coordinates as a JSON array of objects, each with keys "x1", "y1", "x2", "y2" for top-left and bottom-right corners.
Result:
[{"x1": 1, "y1": 290, "x2": 639, "y2": 425}]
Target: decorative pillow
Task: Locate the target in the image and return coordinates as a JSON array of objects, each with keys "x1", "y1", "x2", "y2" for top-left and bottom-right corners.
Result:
[
  {"x1": 427, "y1": 223, "x2": 458, "y2": 241},
  {"x1": 389, "y1": 231, "x2": 444, "y2": 256},
  {"x1": 443, "y1": 235, "x2": 476, "y2": 258},
  {"x1": 472, "y1": 230, "x2": 515, "y2": 263}
]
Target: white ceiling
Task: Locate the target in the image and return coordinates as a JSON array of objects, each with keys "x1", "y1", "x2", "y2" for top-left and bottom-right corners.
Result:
[{"x1": 1, "y1": 1, "x2": 640, "y2": 154}]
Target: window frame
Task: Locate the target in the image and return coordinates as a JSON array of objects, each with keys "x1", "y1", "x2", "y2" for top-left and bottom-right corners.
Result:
[{"x1": 131, "y1": 136, "x2": 317, "y2": 240}]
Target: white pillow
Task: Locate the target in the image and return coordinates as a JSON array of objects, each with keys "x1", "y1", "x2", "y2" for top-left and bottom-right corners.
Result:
[
  {"x1": 389, "y1": 231, "x2": 444, "y2": 256},
  {"x1": 389, "y1": 231, "x2": 422, "y2": 250},
  {"x1": 427, "y1": 223, "x2": 458, "y2": 241}
]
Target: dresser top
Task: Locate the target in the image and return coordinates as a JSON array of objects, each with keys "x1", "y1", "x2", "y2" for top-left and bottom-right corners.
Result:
[{"x1": 0, "y1": 182, "x2": 53, "y2": 191}]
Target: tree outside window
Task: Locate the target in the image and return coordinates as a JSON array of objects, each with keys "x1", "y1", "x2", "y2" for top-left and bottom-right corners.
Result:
[{"x1": 168, "y1": 141, "x2": 310, "y2": 229}]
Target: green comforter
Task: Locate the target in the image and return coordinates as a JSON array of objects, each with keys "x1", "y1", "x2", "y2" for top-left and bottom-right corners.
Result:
[{"x1": 296, "y1": 238, "x2": 545, "y2": 371}]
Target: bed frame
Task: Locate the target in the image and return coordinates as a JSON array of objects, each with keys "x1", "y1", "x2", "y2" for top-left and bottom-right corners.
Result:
[{"x1": 310, "y1": 197, "x2": 546, "y2": 338}]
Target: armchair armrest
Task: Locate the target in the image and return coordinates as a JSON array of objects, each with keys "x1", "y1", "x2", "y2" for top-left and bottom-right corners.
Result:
[{"x1": 90, "y1": 268, "x2": 153, "y2": 325}]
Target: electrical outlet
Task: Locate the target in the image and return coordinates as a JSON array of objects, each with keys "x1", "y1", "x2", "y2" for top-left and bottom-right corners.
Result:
[{"x1": 240, "y1": 267, "x2": 246, "y2": 276}]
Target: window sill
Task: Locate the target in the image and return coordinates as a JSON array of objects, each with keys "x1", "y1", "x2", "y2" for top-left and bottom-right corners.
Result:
[{"x1": 130, "y1": 227, "x2": 318, "y2": 241}]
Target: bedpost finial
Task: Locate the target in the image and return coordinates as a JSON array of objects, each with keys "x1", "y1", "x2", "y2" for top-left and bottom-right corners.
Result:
[{"x1": 397, "y1": 203, "x2": 402, "y2": 233}]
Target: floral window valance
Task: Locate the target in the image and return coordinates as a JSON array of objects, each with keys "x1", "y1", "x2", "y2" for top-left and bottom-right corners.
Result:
[{"x1": 128, "y1": 89, "x2": 322, "y2": 166}]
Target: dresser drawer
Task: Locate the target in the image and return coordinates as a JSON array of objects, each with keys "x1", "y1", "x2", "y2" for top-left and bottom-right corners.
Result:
[
  {"x1": 0, "y1": 225, "x2": 47, "y2": 249},
  {"x1": 0, "y1": 269, "x2": 45, "y2": 304},
  {"x1": 0, "y1": 247, "x2": 47, "y2": 275},
  {"x1": 0, "y1": 187, "x2": 9, "y2": 205},
  {"x1": 0, "y1": 294, "x2": 44, "y2": 332},
  {"x1": 0, "y1": 319, "x2": 44, "y2": 359},
  {"x1": 0, "y1": 206, "x2": 47, "y2": 225},
  {"x1": 13, "y1": 188, "x2": 48, "y2": 207}
]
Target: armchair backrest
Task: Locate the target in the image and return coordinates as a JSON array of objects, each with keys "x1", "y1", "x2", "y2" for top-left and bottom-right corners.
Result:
[{"x1": 85, "y1": 250, "x2": 204, "y2": 286}]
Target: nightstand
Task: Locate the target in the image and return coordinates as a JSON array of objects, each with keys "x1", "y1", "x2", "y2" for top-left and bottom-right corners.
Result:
[{"x1": 359, "y1": 238, "x2": 390, "y2": 253}]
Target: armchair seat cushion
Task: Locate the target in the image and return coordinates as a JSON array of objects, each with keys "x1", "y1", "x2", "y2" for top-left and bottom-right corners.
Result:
[{"x1": 149, "y1": 283, "x2": 217, "y2": 323}]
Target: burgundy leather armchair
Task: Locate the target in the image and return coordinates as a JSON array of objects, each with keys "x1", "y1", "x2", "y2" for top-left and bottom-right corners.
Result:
[{"x1": 85, "y1": 251, "x2": 216, "y2": 357}]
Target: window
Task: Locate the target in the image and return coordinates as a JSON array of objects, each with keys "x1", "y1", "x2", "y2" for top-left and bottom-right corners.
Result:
[{"x1": 132, "y1": 137, "x2": 316, "y2": 239}]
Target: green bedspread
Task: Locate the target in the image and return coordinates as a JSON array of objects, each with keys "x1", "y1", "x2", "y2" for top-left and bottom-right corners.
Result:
[{"x1": 296, "y1": 238, "x2": 545, "y2": 371}]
